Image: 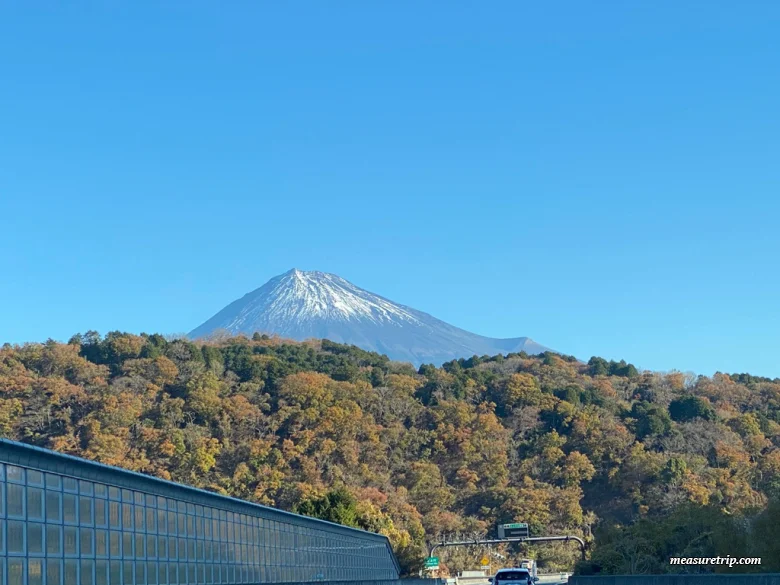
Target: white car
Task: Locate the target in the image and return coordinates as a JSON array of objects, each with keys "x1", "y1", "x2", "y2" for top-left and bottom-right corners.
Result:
[{"x1": 489, "y1": 568, "x2": 534, "y2": 585}]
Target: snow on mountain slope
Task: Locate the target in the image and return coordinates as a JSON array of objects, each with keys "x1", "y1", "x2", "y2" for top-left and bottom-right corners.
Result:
[{"x1": 189, "y1": 269, "x2": 552, "y2": 365}]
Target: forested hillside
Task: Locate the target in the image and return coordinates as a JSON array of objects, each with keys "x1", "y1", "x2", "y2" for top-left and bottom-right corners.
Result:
[{"x1": 1, "y1": 332, "x2": 779, "y2": 574}]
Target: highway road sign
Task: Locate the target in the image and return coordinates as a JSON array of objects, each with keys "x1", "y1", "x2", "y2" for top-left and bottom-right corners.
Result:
[
  {"x1": 424, "y1": 557, "x2": 440, "y2": 569},
  {"x1": 498, "y1": 522, "x2": 529, "y2": 539},
  {"x1": 480, "y1": 556, "x2": 490, "y2": 566}
]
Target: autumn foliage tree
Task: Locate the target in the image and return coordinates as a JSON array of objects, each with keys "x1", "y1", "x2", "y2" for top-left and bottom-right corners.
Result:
[{"x1": 1, "y1": 333, "x2": 778, "y2": 575}]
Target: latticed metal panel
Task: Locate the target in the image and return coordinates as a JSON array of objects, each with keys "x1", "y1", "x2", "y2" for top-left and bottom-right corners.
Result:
[{"x1": 0, "y1": 439, "x2": 401, "y2": 585}]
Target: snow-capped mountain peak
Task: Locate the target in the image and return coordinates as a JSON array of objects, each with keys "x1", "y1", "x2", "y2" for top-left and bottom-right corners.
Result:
[
  {"x1": 261, "y1": 269, "x2": 421, "y2": 326},
  {"x1": 189, "y1": 269, "x2": 551, "y2": 365}
]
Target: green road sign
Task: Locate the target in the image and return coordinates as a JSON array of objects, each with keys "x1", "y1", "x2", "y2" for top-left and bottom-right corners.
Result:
[
  {"x1": 498, "y1": 522, "x2": 530, "y2": 539},
  {"x1": 424, "y1": 557, "x2": 440, "y2": 569}
]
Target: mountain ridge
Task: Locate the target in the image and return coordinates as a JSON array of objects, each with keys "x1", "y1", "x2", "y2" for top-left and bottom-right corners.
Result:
[{"x1": 189, "y1": 269, "x2": 551, "y2": 365}]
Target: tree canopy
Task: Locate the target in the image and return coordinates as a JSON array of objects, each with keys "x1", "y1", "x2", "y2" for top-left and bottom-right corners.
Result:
[{"x1": 1, "y1": 333, "x2": 778, "y2": 575}]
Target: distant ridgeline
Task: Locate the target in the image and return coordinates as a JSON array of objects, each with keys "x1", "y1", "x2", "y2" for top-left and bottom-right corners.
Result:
[{"x1": 1, "y1": 332, "x2": 780, "y2": 574}]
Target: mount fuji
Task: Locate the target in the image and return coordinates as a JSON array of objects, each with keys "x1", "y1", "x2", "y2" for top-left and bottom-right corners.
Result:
[{"x1": 189, "y1": 269, "x2": 552, "y2": 365}]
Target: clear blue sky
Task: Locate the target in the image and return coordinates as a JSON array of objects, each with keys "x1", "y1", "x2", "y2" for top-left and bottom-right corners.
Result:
[{"x1": 2, "y1": 2, "x2": 779, "y2": 377}]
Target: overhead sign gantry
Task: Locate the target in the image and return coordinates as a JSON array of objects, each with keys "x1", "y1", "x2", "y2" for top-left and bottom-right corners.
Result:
[{"x1": 428, "y1": 523, "x2": 587, "y2": 561}]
